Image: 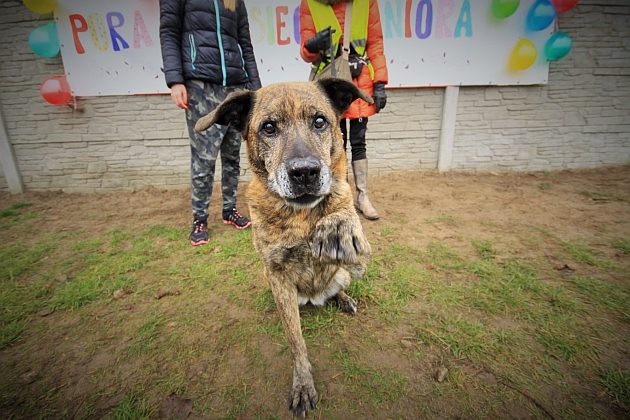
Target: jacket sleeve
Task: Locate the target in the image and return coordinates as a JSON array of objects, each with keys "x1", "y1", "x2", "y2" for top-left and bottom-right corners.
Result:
[
  {"x1": 367, "y1": 0, "x2": 388, "y2": 85},
  {"x1": 237, "y1": 1, "x2": 262, "y2": 90},
  {"x1": 159, "y1": 0, "x2": 185, "y2": 88},
  {"x1": 299, "y1": 0, "x2": 321, "y2": 64}
]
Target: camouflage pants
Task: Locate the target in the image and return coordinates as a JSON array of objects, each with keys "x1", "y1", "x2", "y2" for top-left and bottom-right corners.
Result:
[{"x1": 185, "y1": 80, "x2": 246, "y2": 221}]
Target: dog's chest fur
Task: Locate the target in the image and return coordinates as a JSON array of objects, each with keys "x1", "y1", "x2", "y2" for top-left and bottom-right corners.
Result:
[{"x1": 247, "y1": 177, "x2": 348, "y2": 304}]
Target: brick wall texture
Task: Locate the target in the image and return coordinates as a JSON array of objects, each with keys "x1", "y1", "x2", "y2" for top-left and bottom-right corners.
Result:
[{"x1": 0, "y1": 1, "x2": 628, "y2": 192}]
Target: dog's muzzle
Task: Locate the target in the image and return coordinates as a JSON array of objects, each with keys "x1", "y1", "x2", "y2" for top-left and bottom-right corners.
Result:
[{"x1": 270, "y1": 156, "x2": 332, "y2": 208}]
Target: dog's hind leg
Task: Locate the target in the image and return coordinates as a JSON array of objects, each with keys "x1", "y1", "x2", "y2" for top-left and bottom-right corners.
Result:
[
  {"x1": 333, "y1": 268, "x2": 357, "y2": 315},
  {"x1": 267, "y1": 273, "x2": 318, "y2": 417},
  {"x1": 335, "y1": 290, "x2": 357, "y2": 315}
]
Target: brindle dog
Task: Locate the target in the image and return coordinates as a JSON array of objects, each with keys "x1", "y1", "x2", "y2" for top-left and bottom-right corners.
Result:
[{"x1": 195, "y1": 79, "x2": 372, "y2": 417}]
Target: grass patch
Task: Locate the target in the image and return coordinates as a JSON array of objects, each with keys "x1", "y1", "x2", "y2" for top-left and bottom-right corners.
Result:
[
  {"x1": 612, "y1": 238, "x2": 630, "y2": 255},
  {"x1": 379, "y1": 225, "x2": 399, "y2": 237},
  {"x1": 335, "y1": 350, "x2": 408, "y2": 405},
  {"x1": 49, "y1": 225, "x2": 174, "y2": 310},
  {"x1": 253, "y1": 289, "x2": 276, "y2": 313},
  {"x1": 302, "y1": 304, "x2": 340, "y2": 339},
  {"x1": 126, "y1": 315, "x2": 166, "y2": 357},
  {"x1": 561, "y1": 240, "x2": 616, "y2": 269},
  {"x1": 112, "y1": 394, "x2": 153, "y2": 420},
  {"x1": 0, "y1": 201, "x2": 31, "y2": 218},
  {"x1": 600, "y1": 369, "x2": 630, "y2": 408},
  {"x1": 567, "y1": 276, "x2": 630, "y2": 319},
  {"x1": 426, "y1": 214, "x2": 458, "y2": 226},
  {"x1": 0, "y1": 240, "x2": 57, "y2": 349},
  {"x1": 472, "y1": 239, "x2": 496, "y2": 260},
  {"x1": 416, "y1": 315, "x2": 497, "y2": 360},
  {"x1": 346, "y1": 270, "x2": 378, "y2": 305},
  {"x1": 0, "y1": 242, "x2": 55, "y2": 281},
  {"x1": 424, "y1": 242, "x2": 465, "y2": 270},
  {"x1": 223, "y1": 382, "x2": 252, "y2": 419}
]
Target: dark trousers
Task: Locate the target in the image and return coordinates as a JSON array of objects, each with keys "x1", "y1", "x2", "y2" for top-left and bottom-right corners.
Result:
[{"x1": 340, "y1": 117, "x2": 368, "y2": 162}]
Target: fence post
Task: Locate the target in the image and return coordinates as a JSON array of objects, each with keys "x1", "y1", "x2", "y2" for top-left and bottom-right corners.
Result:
[
  {"x1": 437, "y1": 85, "x2": 460, "y2": 172},
  {"x1": 0, "y1": 109, "x2": 24, "y2": 193}
]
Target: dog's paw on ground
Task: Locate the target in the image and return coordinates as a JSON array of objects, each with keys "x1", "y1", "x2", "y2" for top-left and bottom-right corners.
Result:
[
  {"x1": 335, "y1": 291, "x2": 358, "y2": 315},
  {"x1": 289, "y1": 383, "x2": 318, "y2": 418}
]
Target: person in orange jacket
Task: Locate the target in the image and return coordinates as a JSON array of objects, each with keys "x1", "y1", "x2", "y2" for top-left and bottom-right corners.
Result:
[{"x1": 300, "y1": 0, "x2": 388, "y2": 220}]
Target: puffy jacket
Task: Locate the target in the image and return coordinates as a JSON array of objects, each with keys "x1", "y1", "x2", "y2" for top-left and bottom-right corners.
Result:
[
  {"x1": 160, "y1": 0, "x2": 261, "y2": 89},
  {"x1": 300, "y1": 0, "x2": 388, "y2": 119}
]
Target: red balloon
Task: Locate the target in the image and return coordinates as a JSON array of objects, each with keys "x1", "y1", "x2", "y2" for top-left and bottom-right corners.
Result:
[
  {"x1": 40, "y1": 75, "x2": 72, "y2": 105},
  {"x1": 551, "y1": 0, "x2": 578, "y2": 13}
]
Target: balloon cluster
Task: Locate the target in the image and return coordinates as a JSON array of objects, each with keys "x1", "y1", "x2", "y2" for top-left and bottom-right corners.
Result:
[
  {"x1": 25, "y1": 0, "x2": 73, "y2": 106},
  {"x1": 491, "y1": 0, "x2": 577, "y2": 71}
]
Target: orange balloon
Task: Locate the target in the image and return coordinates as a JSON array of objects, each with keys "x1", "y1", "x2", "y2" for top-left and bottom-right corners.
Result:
[{"x1": 508, "y1": 38, "x2": 538, "y2": 71}]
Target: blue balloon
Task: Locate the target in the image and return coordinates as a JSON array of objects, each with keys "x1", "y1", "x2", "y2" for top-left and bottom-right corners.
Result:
[
  {"x1": 28, "y1": 22, "x2": 59, "y2": 58},
  {"x1": 545, "y1": 32, "x2": 573, "y2": 61},
  {"x1": 526, "y1": 0, "x2": 556, "y2": 31}
]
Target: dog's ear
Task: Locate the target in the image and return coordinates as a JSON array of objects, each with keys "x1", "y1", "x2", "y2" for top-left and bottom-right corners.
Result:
[
  {"x1": 194, "y1": 90, "x2": 254, "y2": 133},
  {"x1": 316, "y1": 78, "x2": 375, "y2": 115}
]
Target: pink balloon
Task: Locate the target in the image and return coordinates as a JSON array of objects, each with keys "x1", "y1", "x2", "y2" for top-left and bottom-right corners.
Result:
[{"x1": 40, "y1": 75, "x2": 72, "y2": 105}]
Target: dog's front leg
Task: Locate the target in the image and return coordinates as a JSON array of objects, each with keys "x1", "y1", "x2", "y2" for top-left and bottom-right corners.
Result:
[{"x1": 267, "y1": 272, "x2": 318, "y2": 417}]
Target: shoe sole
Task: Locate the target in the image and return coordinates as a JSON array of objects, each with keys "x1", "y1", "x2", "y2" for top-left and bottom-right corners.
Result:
[
  {"x1": 223, "y1": 220, "x2": 252, "y2": 230},
  {"x1": 356, "y1": 207, "x2": 379, "y2": 220},
  {"x1": 190, "y1": 239, "x2": 209, "y2": 246}
]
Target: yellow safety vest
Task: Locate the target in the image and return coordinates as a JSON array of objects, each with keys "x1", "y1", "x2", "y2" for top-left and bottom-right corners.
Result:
[{"x1": 306, "y1": 0, "x2": 370, "y2": 58}]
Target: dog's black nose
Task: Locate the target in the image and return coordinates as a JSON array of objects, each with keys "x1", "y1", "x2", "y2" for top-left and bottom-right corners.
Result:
[{"x1": 287, "y1": 157, "x2": 321, "y2": 188}]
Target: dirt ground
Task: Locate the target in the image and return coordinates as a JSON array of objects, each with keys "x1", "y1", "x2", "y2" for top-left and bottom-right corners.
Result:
[{"x1": 1, "y1": 165, "x2": 629, "y2": 419}]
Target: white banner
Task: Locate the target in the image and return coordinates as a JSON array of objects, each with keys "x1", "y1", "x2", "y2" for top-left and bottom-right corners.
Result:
[{"x1": 55, "y1": 0, "x2": 554, "y2": 96}]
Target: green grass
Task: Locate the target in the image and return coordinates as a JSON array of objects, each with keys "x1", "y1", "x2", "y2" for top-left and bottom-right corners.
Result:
[
  {"x1": 600, "y1": 369, "x2": 630, "y2": 408},
  {"x1": 0, "y1": 242, "x2": 55, "y2": 281},
  {"x1": 567, "y1": 275, "x2": 630, "y2": 319},
  {"x1": 50, "y1": 232, "x2": 157, "y2": 310},
  {"x1": 561, "y1": 240, "x2": 616, "y2": 269},
  {"x1": 612, "y1": 238, "x2": 630, "y2": 255},
  {"x1": 0, "y1": 241, "x2": 57, "y2": 349},
  {"x1": 112, "y1": 394, "x2": 153, "y2": 420},
  {"x1": 0, "y1": 201, "x2": 31, "y2": 218},
  {"x1": 127, "y1": 315, "x2": 166, "y2": 357},
  {"x1": 426, "y1": 214, "x2": 458, "y2": 226},
  {"x1": 472, "y1": 239, "x2": 496, "y2": 260},
  {"x1": 335, "y1": 349, "x2": 408, "y2": 405}
]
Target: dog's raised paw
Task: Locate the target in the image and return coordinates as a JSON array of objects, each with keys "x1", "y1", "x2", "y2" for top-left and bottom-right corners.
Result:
[{"x1": 310, "y1": 217, "x2": 369, "y2": 264}]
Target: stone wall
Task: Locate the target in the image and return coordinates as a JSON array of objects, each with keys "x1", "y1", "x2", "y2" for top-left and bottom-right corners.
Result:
[{"x1": 0, "y1": 1, "x2": 628, "y2": 192}]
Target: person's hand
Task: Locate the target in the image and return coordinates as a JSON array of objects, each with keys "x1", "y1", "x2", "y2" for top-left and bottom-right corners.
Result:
[
  {"x1": 373, "y1": 83, "x2": 387, "y2": 113},
  {"x1": 170, "y1": 83, "x2": 188, "y2": 110},
  {"x1": 304, "y1": 27, "x2": 333, "y2": 54}
]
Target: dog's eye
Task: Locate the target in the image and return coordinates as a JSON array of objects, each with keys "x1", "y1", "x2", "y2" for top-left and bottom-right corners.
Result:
[
  {"x1": 313, "y1": 116, "x2": 328, "y2": 130},
  {"x1": 261, "y1": 122, "x2": 276, "y2": 136}
]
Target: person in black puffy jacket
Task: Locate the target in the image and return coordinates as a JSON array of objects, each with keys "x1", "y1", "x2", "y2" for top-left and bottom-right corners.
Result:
[{"x1": 160, "y1": 0, "x2": 262, "y2": 246}]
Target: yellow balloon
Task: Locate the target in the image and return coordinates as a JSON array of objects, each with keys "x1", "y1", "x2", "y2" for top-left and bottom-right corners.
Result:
[
  {"x1": 23, "y1": 0, "x2": 57, "y2": 14},
  {"x1": 508, "y1": 38, "x2": 538, "y2": 71}
]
